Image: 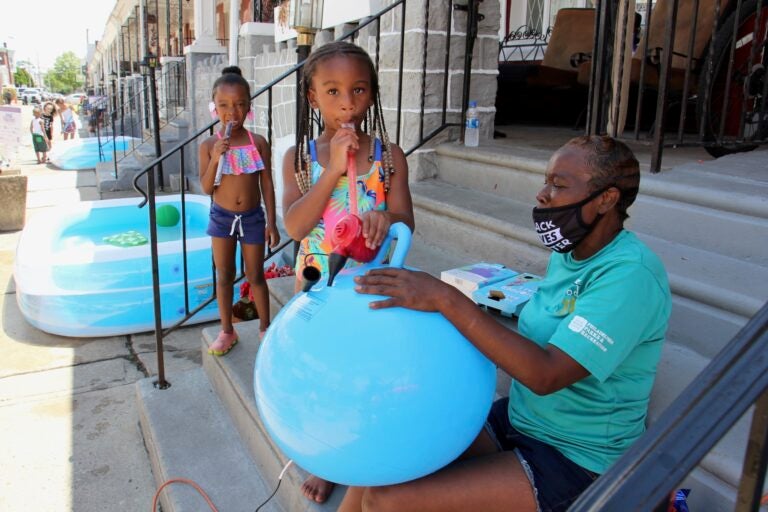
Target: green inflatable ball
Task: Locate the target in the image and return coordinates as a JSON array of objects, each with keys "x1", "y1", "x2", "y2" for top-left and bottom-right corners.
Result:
[{"x1": 156, "y1": 204, "x2": 181, "y2": 227}]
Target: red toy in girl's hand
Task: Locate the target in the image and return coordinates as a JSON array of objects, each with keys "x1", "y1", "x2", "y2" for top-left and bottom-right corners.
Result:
[{"x1": 330, "y1": 214, "x2": 378, "y2": 263}]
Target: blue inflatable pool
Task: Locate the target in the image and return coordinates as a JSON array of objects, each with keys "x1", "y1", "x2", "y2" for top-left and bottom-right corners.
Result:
[
  {"x1": 14, "y1": 195, "x2": 222, "y2": 337},
  {"x1": 49, "y1": 136, "x2": 140, "y2": 170}
]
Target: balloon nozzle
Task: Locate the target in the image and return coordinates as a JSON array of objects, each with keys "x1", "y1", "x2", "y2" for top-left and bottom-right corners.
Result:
[
  {"x1": 327, "y1": 252, "x2": 348, "y2": 287},
  {"x1": 300, "y1": 266, "x2": 321, "y2": 292}
]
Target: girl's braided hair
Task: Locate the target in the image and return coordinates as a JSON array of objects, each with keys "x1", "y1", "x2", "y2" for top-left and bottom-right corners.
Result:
[{"x1": 294, "y1": 41, "x2": 395, "y2": 194}]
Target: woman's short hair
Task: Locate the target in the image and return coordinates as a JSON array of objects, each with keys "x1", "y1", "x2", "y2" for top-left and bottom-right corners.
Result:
[{"x1": 565, "y1": 135, "x2": 640, "y2": 221}]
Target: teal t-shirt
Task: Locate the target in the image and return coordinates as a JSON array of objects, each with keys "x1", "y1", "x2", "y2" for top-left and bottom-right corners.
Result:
[{"x1": 511, "y1": 230, "x2": 671, "y2": 474}]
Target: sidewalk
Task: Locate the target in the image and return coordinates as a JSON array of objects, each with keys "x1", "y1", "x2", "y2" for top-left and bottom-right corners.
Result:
[{"x1": 0, "y1": 117, "x2": 211, "y2": 511}]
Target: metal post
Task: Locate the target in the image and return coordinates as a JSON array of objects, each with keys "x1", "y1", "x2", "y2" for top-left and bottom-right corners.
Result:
[
  {"x1": 650, "y1": 0, "x2": 679, "y2": 173},
  {"x1": 457, "y1": 0, "x2": 479, "y2": 143},
  {"x1": 178, "y1": 0, "x2": 183, "y2": 55},
  {"x1": 735, "y1": 389, "x2": 768, "y2": 511},
  {"x1": 147, "y1": 61, "x2": 165, "y2": 190},
  {"x1": 144, "y1": 54, "x2": 168, "y2": 389}
]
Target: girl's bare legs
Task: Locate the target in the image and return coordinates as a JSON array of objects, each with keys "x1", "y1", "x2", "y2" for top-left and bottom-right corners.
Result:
[
  {"x1": 242, "y1": 243, "x2": 270, "y2": 333},
  {"x1": 212, "y1": 236, "x2": 237, "y2": 334},
  {"x1": 302, "y1": 477, "x2": 336, "y2": 504},
  {"x1": 338, "y1": 429, "x2": 537, "y2": 512}
]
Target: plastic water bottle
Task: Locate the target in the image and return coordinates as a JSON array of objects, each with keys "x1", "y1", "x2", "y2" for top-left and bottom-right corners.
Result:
[{"x1": 464, "y1": 101, "x2": 479, "y2": 147}]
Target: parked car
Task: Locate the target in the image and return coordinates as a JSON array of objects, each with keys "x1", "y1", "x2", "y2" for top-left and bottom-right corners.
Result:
[
  {"x1": 21, "y1": 88, "x2": 43, "y2": 105},
  {"x1": 66, "y1": 93, "x2": 87, "y2": 105}
]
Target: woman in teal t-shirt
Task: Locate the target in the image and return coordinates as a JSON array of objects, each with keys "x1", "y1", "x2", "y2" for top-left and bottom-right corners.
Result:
[{"x1": 341, "y1": 136, "x2": 672, "y2": 512}]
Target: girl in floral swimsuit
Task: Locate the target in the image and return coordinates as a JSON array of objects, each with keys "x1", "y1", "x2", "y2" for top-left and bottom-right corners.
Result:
[{"x1": 281, "y1": 41, "x2": 415, "y2": 504}]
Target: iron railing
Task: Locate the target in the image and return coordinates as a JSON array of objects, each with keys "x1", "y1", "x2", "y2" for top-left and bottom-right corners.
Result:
[
  {"x1": 130, "y1": 0, "x2": 480, "y2": 388},
  {"x1": 570, "y1": 301, "x2": 768, "y2": 512},
  {"x1": 587, "y1": 0, "x2": 768, "y2": 171},
  {"x1": 499, "y1": 25, "x2": 552, "y2": 63},
  {"x1": 92, "y1": 60, "x2": 188, "y2": 180}
]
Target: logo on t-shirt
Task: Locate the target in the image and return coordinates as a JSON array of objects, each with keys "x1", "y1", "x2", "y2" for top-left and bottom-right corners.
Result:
[
  {"x1": 568, "y1": 315, "x2": 615, "y2": 352},
  {"x1": 557, "y1": 278, "x2": 583, "y2": 315}
]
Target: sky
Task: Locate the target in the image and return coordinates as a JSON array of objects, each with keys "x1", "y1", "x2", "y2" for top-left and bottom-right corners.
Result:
[{"x1": 1, "y1": 0, "x2": 115, "y2": 71}]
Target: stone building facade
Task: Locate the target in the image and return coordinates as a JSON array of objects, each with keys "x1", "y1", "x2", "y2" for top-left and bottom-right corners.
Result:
[{"x1": 185, "y1": 0, "x2": 499, "y2": 200}]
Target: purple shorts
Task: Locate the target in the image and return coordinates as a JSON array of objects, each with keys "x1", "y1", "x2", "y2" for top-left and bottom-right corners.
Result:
[{"x1": 207, "y1": 202, "x2": 265, "y2": 245}]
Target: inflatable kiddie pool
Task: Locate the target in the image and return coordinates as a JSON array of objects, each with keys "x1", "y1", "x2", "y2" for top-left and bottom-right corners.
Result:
[
  {"x1": 14, "y1": 194, "x2": 220, "y2": 337},
  {"x1": 49, "y1": 136, "x2": 140, "y2": 170}
]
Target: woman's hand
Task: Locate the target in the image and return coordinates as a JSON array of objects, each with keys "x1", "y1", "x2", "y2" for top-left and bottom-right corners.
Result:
[
  {"x1": 360, "y1": 210, "x2": 390, "y2": 249},
  {"x1": 354, "y1": 268, "x2": 450, "y2": 312},
  {"x1": 327, "y1": 125, "x2": 359, "y2": 177},
  {"x1": 266, "y1": 224, "x2": 281, "y2": 249}
]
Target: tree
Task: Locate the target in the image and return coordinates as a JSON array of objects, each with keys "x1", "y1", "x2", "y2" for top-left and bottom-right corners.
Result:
[
  {"x1": 45, "y1": 52, "x2": 84, "y2": 94},
  {"x1": 13, "y1": 68, "x2": 34, "y2": 87}
]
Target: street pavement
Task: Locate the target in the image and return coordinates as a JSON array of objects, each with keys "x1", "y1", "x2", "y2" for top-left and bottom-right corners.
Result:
[{"x1": 0, "y1": 106, "x2": 212, "y2": 512}]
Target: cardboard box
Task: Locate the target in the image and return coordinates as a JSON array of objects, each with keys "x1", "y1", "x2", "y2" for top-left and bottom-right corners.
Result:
[
  {"x1": 473, "y1": 273, "x2": 543, "y2": 317},
  {"x1": 440, "y1": 262, "x2": 518, "y2": 299}
]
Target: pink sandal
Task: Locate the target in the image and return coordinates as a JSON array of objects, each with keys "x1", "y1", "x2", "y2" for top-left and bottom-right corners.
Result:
[{"x1": 208, "y1": 330, "x2": 238, "y2": 356}]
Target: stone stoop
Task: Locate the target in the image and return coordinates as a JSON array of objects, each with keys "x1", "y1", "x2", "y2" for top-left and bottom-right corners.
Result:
[
  {"x1": 95, "y1": 156, "x2": 143, "y2": 194},
  {"x1": 200, "y1": 321, "x2": 346, "y2": 512},
  {"x1": 95, "y1": 111, "x2": 192, "y2": 194},
  {"x1": 201, "y1": 275, "x2": 347, "y2": 512},
  {"x1": 138, "y1": 276, "x2": 345, "y2": 512},
  {"x1": 136, "y1": 369, "x2": 286, "y2": 512},
  {"x1": 409, "y1": 142, "x2": 768, "y2": 511}
]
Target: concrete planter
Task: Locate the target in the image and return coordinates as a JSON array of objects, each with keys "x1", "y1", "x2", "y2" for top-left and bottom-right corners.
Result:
[{"x1": 0, "y1": 170, "x2": 28, "y2": 231}]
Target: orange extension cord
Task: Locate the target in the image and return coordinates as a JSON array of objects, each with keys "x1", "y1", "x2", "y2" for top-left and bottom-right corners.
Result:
[
  {"x1": 152, "y1": 478, "x2": 219, "y2": 512},
  {"x1": 152, "y1": 460, "x2": 293, "y2": 511}
]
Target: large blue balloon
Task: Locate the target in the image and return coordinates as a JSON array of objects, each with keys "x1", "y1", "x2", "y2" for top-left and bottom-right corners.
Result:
[{"x1": 254, "y1": 224, "x2": 496, "y2": 486}]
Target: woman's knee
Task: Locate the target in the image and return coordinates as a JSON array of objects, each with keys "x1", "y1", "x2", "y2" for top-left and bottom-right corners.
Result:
[{"x1": 361, "y1": 486, "x2": 401, "y2": 512}]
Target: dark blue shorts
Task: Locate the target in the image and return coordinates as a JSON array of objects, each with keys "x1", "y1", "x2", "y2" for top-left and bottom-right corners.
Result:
[
  {"x1": 486, "y1": 397, "x2": 599, "y2": 512},
  {"x1": 206, "y1": 202, "x2": 265, "y2": 245}
]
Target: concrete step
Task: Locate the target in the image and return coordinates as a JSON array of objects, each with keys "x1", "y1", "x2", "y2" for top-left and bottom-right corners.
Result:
[
  {"x1": 411, "y1": 180, "x2": 549, "y2": 276},
  {"x1": 434, "y1": 143, "x2": 768, "y2": 265},
  {"x1": 136, "y1": 368, "x2": 287, "y2": 512},
  {"x1": 435, "y1": 143, "x2": 768, "y2": 217},
  {"x1": 95, "y1": 156, "x2": 143, "y2": 194},
  {"x1": 410, "y1": 179, "x2": 768, "y2": 321},
  {"x1": 200, "y1": 316, "x2": 347, "y2": 512},
  {"x1": 648, "y1": 341, "x2": 756, "y2": 512},
  {"x1": 162, "y1": 116, "x2": 190, "y2": 142}
]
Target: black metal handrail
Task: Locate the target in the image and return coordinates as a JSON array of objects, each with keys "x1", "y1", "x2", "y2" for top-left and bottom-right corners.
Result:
[
  {"x1": 130, "y1": 0, "x2": 478, "y2": 388},
  {"x1": 570, "y1": 300, "x2": 768, "y2": 511},
  {"x1": 93, "y1": 61, "x2": 189, "y2": 180}
]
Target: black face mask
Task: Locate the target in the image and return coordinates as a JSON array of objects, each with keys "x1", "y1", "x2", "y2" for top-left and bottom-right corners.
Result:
[{"x1": 532, "y1": 187, "x2": 609, "y2": 253}]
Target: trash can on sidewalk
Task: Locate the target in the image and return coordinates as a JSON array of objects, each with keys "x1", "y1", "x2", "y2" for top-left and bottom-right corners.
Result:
[{"x1": 0, "y1": 169, "x2": 28, "y2": 231}]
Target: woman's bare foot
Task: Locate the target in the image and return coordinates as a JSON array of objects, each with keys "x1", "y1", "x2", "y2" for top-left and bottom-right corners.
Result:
[{"x1": 301, "y1": 476, "x2": 335, "y2": 504}]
